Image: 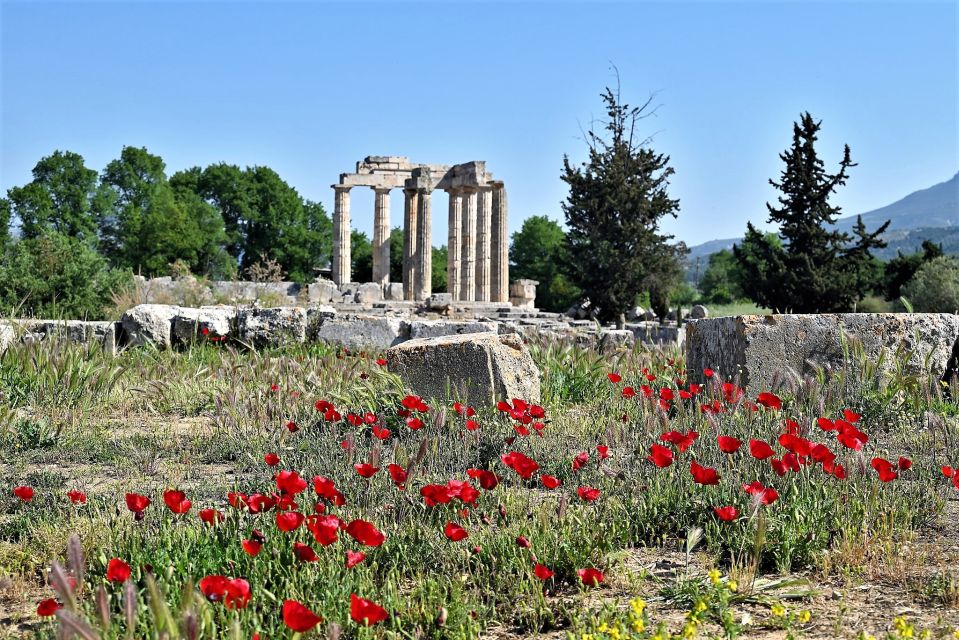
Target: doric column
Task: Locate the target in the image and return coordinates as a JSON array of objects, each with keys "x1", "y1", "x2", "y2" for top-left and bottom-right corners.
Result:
[
  {"x1": 414, "y1": 188, "x2": 432, "y2": 300},
  {"x1": 332, "y1": 185, "x2": 352, "y2": 285},
  {"x1": 475, "y1": 186, "x2": 493, "y2": 302},
  {"x1": 372, "y1": 187, "x2": 391, "y2": 285},
  {"x1": 490, "y1": 182, "x2": 509, "y2": 302},
  {"x1": 446, "y1": 189, "x2": 462, "y2": 301},
  {"x1": 402, "y1": 188, "x2": 418, "y2": 301},
  {"x1": 460, "y1": 187, "x2": 477, "y2": 301}
]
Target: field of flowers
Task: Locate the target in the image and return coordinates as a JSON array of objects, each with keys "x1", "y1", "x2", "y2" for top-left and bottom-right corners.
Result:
[{"x1": 1, "y1": 335, "x2": 958, "y2": 639}]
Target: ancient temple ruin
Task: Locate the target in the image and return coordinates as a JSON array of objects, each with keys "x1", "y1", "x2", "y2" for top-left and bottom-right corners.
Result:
[{"x1": 331, "y1": 156, "x2": 509, "y2": 302}]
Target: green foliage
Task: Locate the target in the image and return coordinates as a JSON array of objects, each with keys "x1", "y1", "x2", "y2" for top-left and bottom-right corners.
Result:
[
  {"x1": 0, "y1": 232, "x2": 131, "y2": 319},
  {"x1": 0, "y1": 198, "x2": 10, "y2": 251},
  {"x1": 351, "y1": 230, "x2": 373, "y2": 282},
  {"x1": 901, "y1": 255, "x2": 959, "y2": 312},
  {"x1": 432, "y1": 244, "x2": 448, "y2": 293},
  {"x1": 698, "y1": 249, "x2": 746, "y2": 304},
  {"x1": 5, "y1": 151, "x2": 101, "y2": 241},
  {"x1": 509, "y1": 215, "x2": 581, "y2": 312},
  {"x1": 734, "y1": 113, "x2": 889, "y2": 312},
  {"x1": 561, "y1": 86, "x2": 685, "y2": 323},
  {"x1": 882, "y1": 240, "x2": 944, "y2": 301}
]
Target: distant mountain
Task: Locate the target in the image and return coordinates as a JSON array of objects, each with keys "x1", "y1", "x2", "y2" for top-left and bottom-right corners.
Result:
[{"x1": 686, "y1": 172, "x2": 959, "y2": 272}]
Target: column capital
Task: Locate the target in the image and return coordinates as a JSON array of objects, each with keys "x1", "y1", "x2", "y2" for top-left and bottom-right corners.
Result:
[
  {"x1": 488, "y1": 180, "x2": 505, "y2": 189},
  {"x1": 372, "y1": 186, "x2": 391, "y2": 195},
  {"x1": 332, "y1": 184, "x2": 352, "y2": 192},
  {"x1": 461, "y1": 185, "x2": 478, "y2": 194},
  {"x1": 445, "y1": 187, "x2": 462, "y2": 196}
]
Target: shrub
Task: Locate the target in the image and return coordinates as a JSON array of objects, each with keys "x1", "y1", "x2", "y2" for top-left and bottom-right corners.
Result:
[
  {"x1": 0, "y1": 232, "x2": 131, "y2": 320},
  {"x1": 901, "y1": 256, "x2": 959, "y2": 312}
]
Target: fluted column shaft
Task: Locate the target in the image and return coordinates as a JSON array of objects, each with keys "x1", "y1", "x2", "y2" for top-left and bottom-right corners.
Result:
[
  {"x1": 475, "y1": 187, "x2": 492, "y2": 302},
  {"x1": 402, "y1": 188, "x2": 418, "y2": 301},
  {"x1": 460, "y1": 187, "x2": 477, "y2": 301},
  {"x1": 490, "y1": 182, "x2": 509, "y2": 302},
  {"x1": 332, "y1": 185, "x2": 352, "y2": 285},
  {"x1": 413, "y1": 189, "x2": 432, "y2": 300},
  {"x1": 372, "y1": 188, "x2": 391, "y2": 285},
  {"x1": 446, "y1": 189, "x2": 462, "y2": 301}
]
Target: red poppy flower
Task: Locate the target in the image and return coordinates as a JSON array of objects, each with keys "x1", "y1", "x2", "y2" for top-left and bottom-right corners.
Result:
[
  {"x1": 125, "y1": 493, "x2": 150, "y2": 513},
  {"x1": 223, "y1": 578, "x2": 251, "y2": 609},
  {"x1": 871, "y1": 457, "x2": 899, "y2": 482},
  {"x1": 533, "y1": 564, "x2": 554, "y2": 580},
  {"x1": 577, "y1": 568, "x2": 605, "y2": 586},
  {"x1": 749, "y1": 440, "x2": 775, "y2": 460},
  {"x1": 501, "y1": 451, "x2": 540, "y2": 479},
  {"x1": 242, "y1": 539, "x2": 262, "y2": 556},
  {"x1": 264, "y1": 453, "x2": 280, "y2": 466},
  {"x1": 898, "y1": 456, "x2": 912, "y2": 470},
  {"x1": 372, "y1": 424, "x2": 391, "y2": 440},
  {"x1": 306, "y1": 514, "x2": 341, "y2": 546},
  {"x1": 690, "y1": 461, "x2": 720, "y2": 485},
  {"x1": 465, "y1": 419, "x2": 480, "y2": 431},
  {"x1": 577, "y1": 486, "x2": 601, "y2": 502},
  {"x1": 647, "y1": 444, "x2": 674, "y2": 468},
  {"x1": 283, "y1": 599, "x2": 323, "y2": 632},
  {"x1": 285, "y1": 421, "x2": 299, "y2": 433},
  {"x1": 275, "y1": 511, "x2": 304, "y2": 532},
  {"x1": 717, "y1": 436, "x2": 741, "y2": 454},
  {"x1": 199, "y1": 508, "x2": 224, "y2": 525},
  {"x1": 622, "y1": 386, "x2": 636, "y2": 398},
  {"x1": 843, "y1": 409, "x2": 861, "y2": 423},
  {"x1": 466, "y1": 469, "x2": 499, "y2": 491},
  {"x1": 597, "y1": 445, "x2": 609, "y2": 460},
  {"x1": 354, "y1": 463, "x2": 379, "y2": 478},
  {"x1": 756, "y1": 392, "x2": 782, "y2": 410},
  {"x1": 810, "y1": 443, "x2": 836, "y2": 465},
  {"x1": 572, "y1": 451, "x2": 590, "y2": 471},
  {"x1": 346, "y1": 550, "x2": 366, "y2": 568},
  {"x1": 713, "y1": 506, "x2": 740, "y2": 521},
  {"x1": 540, "y1": 474, "x2": 561, "y2": 489},
  {"x1": 312, "y1": 476, "x2": 346, "y2": 506},
  {"x1": 607, "y1": 373, "x2": 622, "y2": 383},
  {"x1": 346, "y1": 519, "x2": 385, "y2": 547},
  {"x1": 661, "y1": 430, "x2": 699, "y2": 452},
  {"x1": 704, "y1": 368, "x2": 714, "y2": 378},
  {"x1": 770, "y1": 458, "x2": 788, "y2": 476},
  {"x1": 387, "y1": 464, "x2": 407, "y2": 488},
  {"x1": 350, "y1": 593, "x2": 388, "y2": 626},
  {"x1": 67, "y1": 489, "x2": 87, "y2": 504},
  {"x1": 276, "y1": 470, "x2": 308, "y2": 495},
  {"x1": 444, "y1": 521, "x2": 468, "y2": 541},
  {"x1": 37, "y1": 598, "x2": 60, "y2": 616},
  {"x1": 942, "y1": 466, "x2": 955, "y2": 478},
  {"x1": 743, "y1": 481, "x2": 779, "y2": 505},
  {"x1": 106, "y1": 558, "x2": 131, "y2": 582},
  {"x1": 515, "y1": 535, "x2": 531, "y2": 548},
  {"x1": 294, "y1": 542, "x2": 318, "y2": 562},
  {"x1": 375, "y1": 358, "x2": 387, "y2": 366}
]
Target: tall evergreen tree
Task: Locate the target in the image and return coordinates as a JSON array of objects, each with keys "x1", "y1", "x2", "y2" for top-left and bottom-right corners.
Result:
[
  {"x1": 561, "y1": 85, "x2": 684, "y2": 326},
  {"x1": 734, "y1": 113, "x2": 889, "y2": 312}
]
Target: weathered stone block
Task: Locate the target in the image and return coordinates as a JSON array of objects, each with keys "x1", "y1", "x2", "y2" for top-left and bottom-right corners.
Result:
[
  {"x1": 386, "y1": 332, "x2": 540, "y2": 407},
  {"x1": 686, "y1": 314, "x2": 959, "y2": 393},
  {"x1": 384, "y1": 283, "x2": 405, "y2": 301},
  {"x1": 236, "y1": 307, "x2": 307, "y2": 347},
  {"x1": 315, "y1": 315, "x2": 409, "y2": 349},
  {"x1": 308, "y1": 279, "x2": 337, "y2": 304},
  {"x1": 409, "y1": 320, "x2": 498, "y2": 340},
  {"x1": 599, "y1": 329, "x2": 635, "y2": 353},
  {"x1": 690, "y1": 304, "x2": 709, "y2": 320},
  {"x1": 354, "y1": 283, "x2": 383, "y2": 304},
  {"x1": 306, "y1": 305, "x2": 338, "y2": 340},
  {"x1": 509, "y1": 279, "x2": 538, "y2": 309},
  {"x1": 120, "y1": 304, "x2": 181, "y2": 348},
  {"x1": 427, "y1": 293, "x2": 453, "y2": 310},
  {"x1": 171, "y1": 307, "x2": 235, "y2": 344}
]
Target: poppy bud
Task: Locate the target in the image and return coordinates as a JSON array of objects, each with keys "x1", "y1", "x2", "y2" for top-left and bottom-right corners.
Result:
[
  {"x1": 516, "y1": 536, "x2": 530, "y2": 548},
  {"x1": 134, "y1": 510, "x2": 145, "y2": 522},
  {"x1": 498, "y1": 504, "x2": 507, "y2": 520},
  {"x1": 437, "y1": 607, "x2": 448, "y2": 626},
  {"x1": 471, "y1": 546, "x2": 481, "y2": 554}
]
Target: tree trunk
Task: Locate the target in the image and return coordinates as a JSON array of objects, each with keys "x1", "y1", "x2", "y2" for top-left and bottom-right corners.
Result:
[{"x1": 616, "y1": 313, "x2": 625, "y2": 330}]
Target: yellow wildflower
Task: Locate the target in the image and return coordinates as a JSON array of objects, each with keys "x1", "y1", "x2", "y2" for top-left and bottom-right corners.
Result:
[
  {"x1": 630, "y1": 598, "x2": 646, "y2": 615},
  {"x1": 728, "y1": 580, "x2": 738, "y2": 592},
  {"x1": 695, "y1": 600, "x2": 707, "y2": 614},
  {"x1": 682, "y1": 621, "x2": 698, "y2": 639},
  {"x1": 597, "y1": 623, "x2": 609, "y2": 633},
  {"x1": 798, "y1": 610, "x2": 811, "y2": 624},
  {"x1": 632, "y1": 619, "x2": 645, "y2": 633},
  {"x1": 771, "y1": 603, "x2": 786, "y2": 617},
  {"x1": 708, "y1": 569, "x2": 721, "y2": 585}
]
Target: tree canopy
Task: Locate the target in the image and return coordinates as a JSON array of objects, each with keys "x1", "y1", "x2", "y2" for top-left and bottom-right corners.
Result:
[{"x1": 509, "y1": 215, "x2": 580, "y2": 312}]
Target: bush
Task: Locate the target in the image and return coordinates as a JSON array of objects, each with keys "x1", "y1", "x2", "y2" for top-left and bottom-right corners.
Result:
[
  {"x1": 901, "y1": 256, "x2": 959, "y2": 312},
  {"x1": 0, "y1": 232, "x2": 132, "y2": 320}
]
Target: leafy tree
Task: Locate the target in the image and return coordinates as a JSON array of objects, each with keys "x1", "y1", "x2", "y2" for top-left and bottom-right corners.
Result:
[
  {"x1": 431, "y1": 245, "x2": 448, "y2": 293},
  {"x1": 902, "y1": 256, "x2": 959, "y2": 312},
  {"x1": 734, "y1": 113, "x2": 889, "y2": 312},
  {"x1": 0, "y1": 198, "x2": 10, "y2": 251},
  {"x1": 0, "y1": 231, "x2": 131, "y2": 319},
  {"x1": 698, "y1": 249, "x2": 746, "y2": 304},
  {"x1": 509, "y1": 215, "x2": 580, "y2": 312},
  {"x1": 351, "y1": 231, "x2": 373, "y2": 282},
  {"x1": 5, "y1": 151, "x2": 100, "y2": 241},
  {"x1": 882, "y1": 240, "x2": 944, "y2": 301},
  {"x1": 561, "y1": 85, "x2": 684, "y2": 326}
]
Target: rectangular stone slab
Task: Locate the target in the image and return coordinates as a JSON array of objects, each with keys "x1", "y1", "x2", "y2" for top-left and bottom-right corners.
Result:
[{"x1": 686, "y1": 313, "x2": 959, "y2": 393}]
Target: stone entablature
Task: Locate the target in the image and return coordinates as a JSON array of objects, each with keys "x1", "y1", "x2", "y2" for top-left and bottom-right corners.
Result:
[{"x1": 332, "y1": 156, "x2": 509, "y2": 304}]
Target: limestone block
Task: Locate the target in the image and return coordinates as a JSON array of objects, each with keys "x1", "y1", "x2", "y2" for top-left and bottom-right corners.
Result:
[
  {"x1": 690, "y1": 304, "x2": 709, "y2": 320},
  {"x1": 354, "y1": 283, "x2": 384, "y2": 304},
  {"x1": 0, "y1": 322, "x2": 15, "y2": 352},
  {"x1": 509, "y1": 279, "x2": 538, "y2": 309},
  {"x1": 171, "y1": 307, "x2": 235, "y2": 344},
  {"x1": 120, "y1": 304, "x2": 182, "y2": 348},
  {"x1": 308, "y1": 279, "x2": 337, "y2": 304},
  {"x1": 386, "y1": 332, "x2": 540, "y2": 407},
  {"x1": 409, "y1": 320, "x2": 498, "y2": 340},
  {"x1": 306, "y1": 305, "x2": 338, "y2": 340},
  {"x1": 427, "y1": 293, "x2": 454, "y2": 310},
  {"x1": 626, "y1": 306, "x2": 646, "y2": 322},
  {"x1": 384, "y1": 283, "x2": 405, "y2": 301},
  {"x1": 686, "y1": 314, "x2": 959, "y2": 393},
  {"x1": 236, "y1": 307, "x2": 307, "y2": 348},
  {"x1": 315, "y1": 315, "x2": 410, "y2": 349},
  {"x1": 338, "y1": 282, "x2": 361, "y2": 297},
  {"x1": 599, "y1": 329, "x2": 636, "y2": 353}
]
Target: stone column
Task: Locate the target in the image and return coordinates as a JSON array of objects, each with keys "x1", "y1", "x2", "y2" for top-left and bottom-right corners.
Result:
[
  {"x1": 402, "y1": 188, "x2": 418, "y2": 301},
  {"x1": 490, "y1": 182, "x2": 509, "y2": 302},
  {"x1": 332, "y1": 185, "x2": 352, "y2": 285},
  {"x1": 475, "y1": 186, "x2": 493, "y2": 302},
  {"x1": 372, "y1": 187, "x2": 391, "y2": 285},
  {"x1": 460, "y1": 187, "x2": 477, "y2": 301},
  {"x1": 446, "y1": 189, "x2": 462, "y2": 301},
  {"x1": 414, "y1": 188, "x2": 432, "y2": 300}
]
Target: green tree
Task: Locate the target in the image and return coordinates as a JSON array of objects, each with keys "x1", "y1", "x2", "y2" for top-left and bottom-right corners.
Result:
[
  {"x1": 509, "y1": 215, "x2": 580, "y2": 312},
  {"x1": 734, "y1": 113, "x2": 889, "y2": 312},
  {"x1": 6, "y1": 151, "x2": 100, "y2": 241},
  {"x1": 561, "y1": 85, "x2": 684, "y2": 326},
  {"x1": 901, "y1": 256, "x2": 959, "y2": 312},
  {"x1": 0, "y1": 198, "x2": 10, "y2": 251},
  {"x1": 431, "y1": 245, "x2": 448, "y2": 293},
  {"x1": 0, "y1": 231, "x2": 131, "y2": 319},
  {"x1": 351, "y1": 231, "x2": 373, "y2": 282},
  {"x1": 882, "y1": 240, "x2": 944, "y2": 301},
  {"x1": 698, "y1": 249, "x2": 746, "y2": 304}
]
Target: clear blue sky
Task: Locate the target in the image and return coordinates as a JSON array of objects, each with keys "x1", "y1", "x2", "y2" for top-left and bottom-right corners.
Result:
[{"x1": 1, "y1": 1, "x2": 956, "y2": 246}]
